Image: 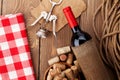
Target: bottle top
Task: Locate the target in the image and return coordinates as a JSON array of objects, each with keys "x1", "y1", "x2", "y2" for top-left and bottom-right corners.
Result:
[{"x1": 63, "y1": 6, "x2": 78, "y2": 28}]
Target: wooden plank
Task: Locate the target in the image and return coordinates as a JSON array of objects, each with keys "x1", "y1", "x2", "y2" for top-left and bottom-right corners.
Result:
[
  {"x1": 2, "y1": 0, "x2": 106, "y2": 80},
  {"x1": 80, "y1": 0, "x2": 117, "y2": 78},
  {"x1": 80, "y1": 0, "x2": 103, "y2": 47},
  {"x1": 2, "y1": 0, "x2": 41, "y2": 79},
  {"x1": 27, "y1": 25, "x2": 40, "y2": 79},
  {"x1": 0, "y1": 0, "x2": 2, "y2": 15},
  {"x1": 40, "y1": 25, "x2": 72, "y2": 80},
  {"x1": 39, "y1": 0, "x2": 103, "y2": 80}
]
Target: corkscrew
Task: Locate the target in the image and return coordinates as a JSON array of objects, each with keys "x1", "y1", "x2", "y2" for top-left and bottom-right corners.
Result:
[{"x1": 31, "y1": 0, "x2": 62, "y2": 38}]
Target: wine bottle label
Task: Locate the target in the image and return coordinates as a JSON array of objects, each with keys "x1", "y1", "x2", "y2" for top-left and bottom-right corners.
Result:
[
  {"x1": 63, "y1": 6, "x2": 78, "y2": 28},
  {"x1": 72, "y1": 40, "x2": 116, "y2": 80}
]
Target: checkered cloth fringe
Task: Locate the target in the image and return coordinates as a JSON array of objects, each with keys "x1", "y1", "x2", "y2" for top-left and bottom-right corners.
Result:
[{"x1": 0, "y1": 13, "x2": 35, "y2": 80}]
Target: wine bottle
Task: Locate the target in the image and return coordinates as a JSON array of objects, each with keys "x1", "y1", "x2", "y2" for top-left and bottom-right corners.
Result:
[{"x1": 63, "y1": 6, "x2": 91, "y2": 47}]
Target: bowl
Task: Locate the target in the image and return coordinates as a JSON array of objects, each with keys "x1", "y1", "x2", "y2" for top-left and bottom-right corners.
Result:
[{"x1": 44, "y1": 62, "x2": 81, "y2": 80}]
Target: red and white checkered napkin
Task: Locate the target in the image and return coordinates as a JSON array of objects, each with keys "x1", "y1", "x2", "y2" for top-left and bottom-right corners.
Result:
[{"x1": 0, "y1": 13, "x2": 35, "y2": 80}]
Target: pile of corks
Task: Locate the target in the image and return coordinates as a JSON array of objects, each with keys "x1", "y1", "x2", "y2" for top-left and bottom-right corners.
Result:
[{"x1": 46, "y1": 46, "x2": 81, "y2": 80}]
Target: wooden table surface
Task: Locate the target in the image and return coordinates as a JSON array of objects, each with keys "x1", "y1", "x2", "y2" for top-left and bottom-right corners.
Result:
[{"x1": 0, "y1": 0, "x2": 103, "y2": 80}]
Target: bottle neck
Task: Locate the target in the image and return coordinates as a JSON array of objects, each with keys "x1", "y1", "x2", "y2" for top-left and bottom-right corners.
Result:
[
  {"x1": 71, "y1": 25, "x2": 82, "y2": 33},
  {"x1": 63, "y1": 7, "x2": 83, "y2": 34},
  {"x1": 63, "y1": 6, "x2": 78, "y2": 28}
]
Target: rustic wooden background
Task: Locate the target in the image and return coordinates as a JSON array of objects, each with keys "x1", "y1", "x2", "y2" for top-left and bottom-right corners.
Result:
[{"x1": 0, "y1": 0, "x2": 103, "y2": 80}]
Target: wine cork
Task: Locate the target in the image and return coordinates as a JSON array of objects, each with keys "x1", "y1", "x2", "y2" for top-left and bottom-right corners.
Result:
[
  {"x1": 50, "y1": 68, "x2": 61, "y2": 76},
  {"x1": 75, "y1": 78, "x2": 79, "y2": 80},
  {"x1": 64, "y1": 68, "x2": 74, "y2": 80},
  {"x1": 74, "y1": 60, "x2": 81, "y2": 72},
  {"x1": 62, "y1": 78, "x2": 68, "y2": 80},
  {"x1": 57, "y1": 46, "x2": 71, "y2": 55},
  {"x1": 71, "y1": 66, "x2": 79, "y2": 78},
  {"x1": 56, "y1": 68, "x2": 62, "y2": 74},
  {"x1": 47, "y1": 69, "x2": 53, "y2": 80},
  {"x1": 53, "y1": 63, "x2": 66, "y2": 70},
  {"x1": 59, "y1": 54, "x2": 67, "y2": 61},
  {"x1": 61, "y1": 71, "x2": 65, "y2": 78},
  {"x1": 66, "y1": 53, "x2": 73, "y2": 65},
  {"x1": 48, "y1": 56, "x2": 60, "y2": 65},
  {"x1": 53, "y1": 74, "x2": 63, "y2": 80}
]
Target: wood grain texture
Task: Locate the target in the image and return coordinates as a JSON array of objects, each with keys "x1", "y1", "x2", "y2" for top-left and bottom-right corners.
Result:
[
  {"x1": 39, "y1": 0, "x2": 103, "y2": 79},
  {"x1": 40, "y1": 25, "x2": 72, "y2": 80},
  {"x1": 0, "y1": 0, "x2": 2, "y2": 15},
  {"x1": 1, "y1": 0, "x2": 106, "y2": 80},
  {"x1": 2, "y1": 0, "x2": 41, "y2": 79},
  {"x1": 80, "y1": 0, "x2": 103, "y2": 48}
]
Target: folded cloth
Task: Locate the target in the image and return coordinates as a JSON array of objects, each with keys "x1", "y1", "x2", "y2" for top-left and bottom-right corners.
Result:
[{"x1": 0, "y1": 13, "x2": 35, "y2": 80}]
